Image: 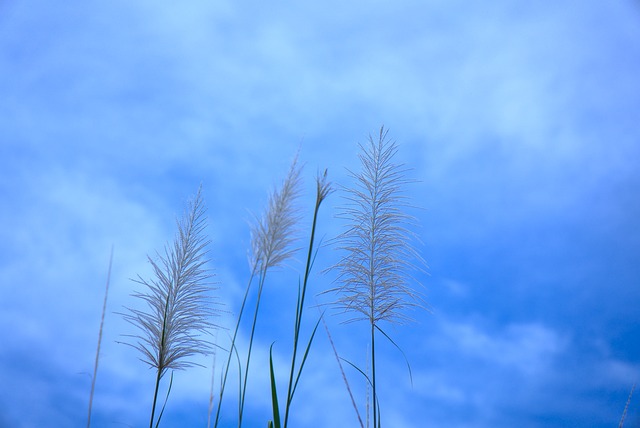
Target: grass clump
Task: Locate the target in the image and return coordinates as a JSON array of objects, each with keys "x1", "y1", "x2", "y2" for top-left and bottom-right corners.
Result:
[{"x1": 85, "y1": 128, "x2": 425, "y2": 427}]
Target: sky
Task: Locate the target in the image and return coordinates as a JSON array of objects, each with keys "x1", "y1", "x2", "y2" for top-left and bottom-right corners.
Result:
[{"x1": 1, "y1": 0, "x2": 639, "y2": 427}]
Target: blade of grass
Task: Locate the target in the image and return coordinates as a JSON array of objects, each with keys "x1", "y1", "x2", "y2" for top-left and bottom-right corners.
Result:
[
  {"x1": 269, "y1": 343, "x2": 282, "y2": 428},
  {"x1": 290, "y1": 316, "x2": 321, "y2": 401},
  {"x1": 374, "y1": 325, "x2": 413, "y2": 387}
]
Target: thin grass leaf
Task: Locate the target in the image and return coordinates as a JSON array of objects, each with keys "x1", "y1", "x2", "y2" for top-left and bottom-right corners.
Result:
[
  {"x1": 340, "y1": 353, "x2": 382, "y2": 428},
  {"x1": 290, "y1": 315, "x2": 321, "y2": 401},
  {"x1": 269, "y1": 344, "x2": 282, "y2": 428},
  {"x1": 321, "y1": 316, "x2": 364, "y2": 428},
  {"x1": 374, "y1": 325, "x2": 413, "y2": 387}
]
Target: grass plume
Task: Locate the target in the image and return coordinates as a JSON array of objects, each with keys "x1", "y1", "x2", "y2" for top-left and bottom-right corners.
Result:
[
  {"x1": 120, "y1": 186, "x2": 219, "y2": 428},
  {"x1": 213, "y1": 154, "x2": 302, "y2": 428},
  {"x1": 250, "y1": 153, "x2": 303, "y2": 272},
  {"x1": 326, "y1": 127, "x2": 423, "y2": 427}
]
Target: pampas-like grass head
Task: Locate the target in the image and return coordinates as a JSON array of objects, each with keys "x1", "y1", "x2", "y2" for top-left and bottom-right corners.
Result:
[
  {"x1": 326, "y1": 127, "x2": 424, "y2": 428},
  {"x1": 122, "y1": 186, "x2": 219, "y2": 375},
  {"x1": 329, "y1": 127, "x2": 422, "y2": 325},
  {"x1": 121, "y1": 186, "x2": 221, "y2": 428},
  {"x1": 250, "y1": 154, "x2": 303, "y2": 273}
]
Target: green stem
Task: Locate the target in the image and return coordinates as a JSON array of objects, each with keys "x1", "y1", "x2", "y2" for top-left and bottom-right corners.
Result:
[
  {"x1": 213, "y1": 266, "x2": 258, "y2": 428},
  {"x1": 283, "y1": 196, "x2": 321, "y2": 428},
  {"x1": 151, "y1": 283, "x2": 172, "y2": 428},
  {"x1": 371, "y1": 322, "x2": 377, "y2": 428},
  {"x1": 239, "y1": 268, "x2": 268, "y2": 427},
  {"x1": 149, "y1": 367, "x2": 163, "y2": 428}
]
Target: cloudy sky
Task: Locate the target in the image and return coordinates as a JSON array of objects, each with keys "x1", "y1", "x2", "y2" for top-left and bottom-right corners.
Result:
[{"x1": 1, "y1": 1, "x2": 639, "y2": 427}]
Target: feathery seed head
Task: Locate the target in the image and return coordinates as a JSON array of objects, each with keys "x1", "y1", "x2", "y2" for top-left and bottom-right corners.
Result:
[
  {"x1": 328, "y1": 127, "x2": 423, "y2": 326},
  {"x1": 316, "y1": 168, "x2": 333, "y2": 207},
  {"x1": 250, "y1": 154, "x2": 303, "y2": 273},
  {"x1": 121, "y1": 186, "x2": 220, "y2": 376}
]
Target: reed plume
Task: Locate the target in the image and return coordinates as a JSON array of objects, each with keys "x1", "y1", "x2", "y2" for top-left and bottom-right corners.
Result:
[
  {"x1": 327, "y1": 127, "x2": 423, "y2": 428},
  {"x1": 121, "y1": 186, "x2": 219, "y2": 428},
  {"x1": 249, "y1": 153, "x2": 303, "y2": 273}
]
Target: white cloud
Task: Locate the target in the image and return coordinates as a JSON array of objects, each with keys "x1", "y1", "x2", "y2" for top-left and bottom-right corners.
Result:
[
  {"x1": 1, "y1": 0, "x2": 639, "y2": 426},
  {"x1": 442, "y1": 320, "x2": 566, "y2": 376}
]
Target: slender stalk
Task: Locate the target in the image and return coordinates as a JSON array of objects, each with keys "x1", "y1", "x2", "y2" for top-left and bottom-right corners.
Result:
[
  {"x1": 321, "y1": 316, "x2": 365, "y2": 428},
  {"x1": 149, "y1": 293, "x2": 171, "y2": 428},
  {"x1": 149, "y1": 366, "x2": 163, "y2": 428},
  {"x1": 283, "y1": 219, "x2": 315, "y2": 426},
  {"x1": 239, "y1": 269, "x2": 268, "y2": 427},
  {"x1": 368, "y1": 158, "x2": 379, "y2": 428},
  {"x1": 207, "y1": 330, "x2": 219, "y2": 428},
  {"x1": 370, "y1": 323, "x2": 377, "y2": 428},
  {"x1": 283, "y1": 171, "x2": 331, "y2": 428},
  {"x1": 213, "y1": 267, "x2": 258, "y2": 428},
  {"x1": 618, "y1": 382, "x2": 636, "y2": 428},
  {"x1": 87, "y1": 246, "x2": 113, "y2": 428}
]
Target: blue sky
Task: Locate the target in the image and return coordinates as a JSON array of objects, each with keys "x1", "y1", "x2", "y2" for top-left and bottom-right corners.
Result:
[{"x1": 1, "y1": 1, "x2": 639, "y2": 427}]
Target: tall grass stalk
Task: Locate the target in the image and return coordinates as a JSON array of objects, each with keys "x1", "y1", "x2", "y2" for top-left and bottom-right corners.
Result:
[
  {"x1": 86, "y1": 246, "x2": 113, "y2": 428},
  {"x1": 327, "y1": 127, "x2": 423, "y2": 428},
  {"x1": 206, "y1": 329, "x2": 219, "y2": 428},
  {"x1": 213, "y1": 155, "x2": 302, "y2": 428},
  {"x1": 120, "y1": 186, "x2": 219, "y2": 428},
  {"x1": 277, "y1": 170, "x2": 332, "y2": 428},
  {"x1": 619, "y1": 382, "x2": 636, "y2": 428},
  {"x1": 212, "y1": 260, "x2": 259, "y2": 428}
]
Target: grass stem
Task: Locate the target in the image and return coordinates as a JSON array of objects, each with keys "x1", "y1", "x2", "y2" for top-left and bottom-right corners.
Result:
[
  {"x1": 86, "y1": 246, "x2": 113, "y2": 428},
  {"x1": 282, "y1": 170, "x2": 331, "y2": 428}
]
